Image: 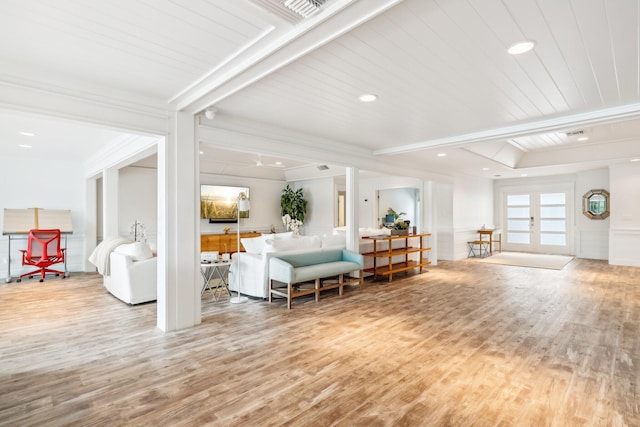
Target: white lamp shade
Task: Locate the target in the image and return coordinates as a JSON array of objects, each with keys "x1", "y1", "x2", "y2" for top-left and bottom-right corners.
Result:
[{"x1": 238, "y1": 199, "x2": 250, "y2": 212}]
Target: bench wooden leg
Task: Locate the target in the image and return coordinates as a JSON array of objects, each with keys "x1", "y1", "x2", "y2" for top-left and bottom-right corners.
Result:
[
  {"x1": 315, "y1": 278, "x2": 320, "y2": 303},
  {"x1": 338, "y1": 274, "x2": 344, "y2": 296},
  {"x1": 268, "y1": 279, "x2": 273, "y2": 303},
  {"x1": 287, "y1": 283, "x2": 292, "y2": 310}
]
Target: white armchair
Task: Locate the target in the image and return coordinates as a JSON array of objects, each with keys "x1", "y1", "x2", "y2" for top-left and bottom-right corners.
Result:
[{"x1": 103, "y1": 252, "x2": 157, "y2": 304}]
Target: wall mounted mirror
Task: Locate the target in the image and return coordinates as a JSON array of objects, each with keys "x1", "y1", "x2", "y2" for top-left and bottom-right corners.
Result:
[{"x1": 582, "y1": 189, "x2": 610, "y2": 220}]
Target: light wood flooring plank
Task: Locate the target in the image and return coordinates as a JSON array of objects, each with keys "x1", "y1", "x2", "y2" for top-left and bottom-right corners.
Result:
[{"x1": 0, "y1": 258, "x2": 639, "y2": 426}]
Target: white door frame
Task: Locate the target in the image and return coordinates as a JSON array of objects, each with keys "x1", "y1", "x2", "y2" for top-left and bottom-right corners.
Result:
[{"x1": 498, "y1": 183, "x2": 574, "y2": 255}]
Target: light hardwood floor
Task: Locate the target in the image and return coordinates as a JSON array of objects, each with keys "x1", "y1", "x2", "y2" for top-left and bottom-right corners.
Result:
[{"x1": 1, "y1": 258, "x2": 639, "y2": 426}]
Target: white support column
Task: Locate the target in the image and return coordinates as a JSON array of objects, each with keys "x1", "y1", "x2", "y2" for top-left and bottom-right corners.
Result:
[
  {"x1": 84, "y1": 176, "x2": 98, "y2": 271},
  {"x1": 157, "y1": 111, "x2": 200, "y2": 332},
  {"x1": 103, "y1": 167, "x2": 119, "y2": 239},
  {"x1": 422, "y1": 180, "x2": 437, "y2": 266},
  {"x1": 346, "y1": 167, "x2": 359, "y2": 252}
]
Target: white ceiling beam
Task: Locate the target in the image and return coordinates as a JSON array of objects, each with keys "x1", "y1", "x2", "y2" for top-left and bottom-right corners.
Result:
[
  {"x1": 197, "y1": 116, "x2": 451, "y2": 183},
  {"x1": 374, "y1": 103, "x2": 640, "y2": 155},
  {"x1": 175, "y1": 0, "x2": 404, "y2": 114},
  {"x1": 0, "y1": 81, "x2": 168, "y2": 137}
]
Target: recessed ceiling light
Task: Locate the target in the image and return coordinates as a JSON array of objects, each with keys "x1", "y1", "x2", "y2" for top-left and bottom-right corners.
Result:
[
  {"x1": 482, "y1": 167, "x2": 490, "y2": 171},
  {"x1": 19, "y1": 132, "x2": 35, "y2": 137},
  {"x1": 199, "y1": 151, "x2": 203, "y2": 155},
  {"x1": 18, "y1": 144, "x2": 32, "y2": 149},
  {"x1": 577, "y1": 136, "x2": 589, "y2": 141},
  {"x1": 275, "y1": 161, "x2": 283, "y2": 166},
  {"x1": 521, "y1": 173, "x2": 528, "y2": 177},
  {"x1": 359, "y1": 93, "x2": 377, "y2": 102},
  {"x1": 437, "y1": 153, "x2": 447, "y2": 157},
  {"x1": 631, "y1": 158, "x2": 640, "y2": 162},
  {"x1": 508, "y1": 40, "x2": 536, "y2": 55}
]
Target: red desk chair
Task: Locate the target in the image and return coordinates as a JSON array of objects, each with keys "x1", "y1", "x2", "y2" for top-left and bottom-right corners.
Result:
[{"x1": 17, "y1": 229, "x2": 66, "y2": 283}]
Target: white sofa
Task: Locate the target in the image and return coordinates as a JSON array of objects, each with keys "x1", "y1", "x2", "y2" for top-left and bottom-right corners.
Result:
[
  {"x1": 228, "y1": 233, "x2": 347, "y2": 299},
  {"x1": 104, "y1": 251, "x2": 157, "y2": 304},
  {"x1": 89, "y1": 240, "x2": 157, "y2": 305}
]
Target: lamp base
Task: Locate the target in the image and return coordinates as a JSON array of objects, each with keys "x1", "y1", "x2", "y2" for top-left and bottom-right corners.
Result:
[{"x1": 230, "y1": 296, "x2": 248, "y2": 304}]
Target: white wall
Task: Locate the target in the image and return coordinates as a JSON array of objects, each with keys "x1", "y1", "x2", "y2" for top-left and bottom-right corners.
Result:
[
  {"x1": 609, "y1": 162, "x2": 640, "y2": 266},
  {"x1": 119, "y1": 166, "x2": 158, "y2": 248},
  {"x1": 114, "y1": 169, "x2": 290, "y2": 245},
  {"x1": 359, "y1": 175, "x2": 423, "y2": 229},
  {"x1": 494, "y1": 171, "x2": 614, "y2": 258},
  {"x1": 0, "y1": 156, "x2": 86, "y2": 277},
  {"x1": 575, "y1": 168, "x2": 609, "y2": 260},
  {"x1": 379, "y1": 188, "x2": 418, "y2": 228},
  {"x1": 294, "y1": 177, "x2": 335, "y2": 237},
  {"x1": 200, "y1": 174, "x2": 285, "y2": 235},
  {"x1": 451, "y1": 175, "x2": 493, "y2": 260},
  {"x1": 435, "y1": 182, "x2": 453, "y2": 260}
]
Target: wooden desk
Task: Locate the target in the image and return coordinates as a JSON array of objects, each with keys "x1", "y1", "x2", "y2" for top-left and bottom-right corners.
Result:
[{"x1": 478, "y1": 229, "x2": 494, "y2": 255}]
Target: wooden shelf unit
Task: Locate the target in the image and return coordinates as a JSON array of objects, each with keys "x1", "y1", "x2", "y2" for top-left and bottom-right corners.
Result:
[
  {"x1": 362, "y1": 233, "x2": 431, "y2": 281},
  {"x1": 201, "y1": 232, "x2": 261, "y2": 254}
]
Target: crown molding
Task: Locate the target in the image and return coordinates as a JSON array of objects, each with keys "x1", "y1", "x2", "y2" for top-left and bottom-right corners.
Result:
[
  {"x1": 0, "y1": 77, "x2": 169, "y2": 135},
  {"x1": 84, "y1": 134, "x2": 159, "y2": 178}
]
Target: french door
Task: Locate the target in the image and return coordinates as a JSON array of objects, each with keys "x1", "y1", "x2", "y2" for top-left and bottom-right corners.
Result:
[{"x1": 503, "y1": 187, "x2": 573, "y2": 254}]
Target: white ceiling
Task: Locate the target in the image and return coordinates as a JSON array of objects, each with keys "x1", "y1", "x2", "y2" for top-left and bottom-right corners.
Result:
[{"x1": 1, "y1": 0, "x2": 639, "y2": 180}]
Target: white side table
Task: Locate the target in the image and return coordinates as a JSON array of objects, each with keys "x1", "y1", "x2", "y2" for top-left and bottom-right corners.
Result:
[{"x1": 200, "y1": 260, "x2": 231, "y2": 300}]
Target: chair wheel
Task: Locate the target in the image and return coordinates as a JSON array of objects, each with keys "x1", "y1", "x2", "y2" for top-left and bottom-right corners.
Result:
[
  {"x1": 62, "y1": 275, "x2": 66, "y2": 279},
  {"x1": 16, "y1": 279, "x2": 21, "y2": 283},
  {"x1": 39, "y1": 279, "x2": 44, "y2": 282},
  {"x1": 28, "y1": 275, "x2": 33, "y2": 279}
]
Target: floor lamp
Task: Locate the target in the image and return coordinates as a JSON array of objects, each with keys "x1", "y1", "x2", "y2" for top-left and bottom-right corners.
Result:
[{"x1": 230, "y1": 192, "x2": 250, "y2": 304}]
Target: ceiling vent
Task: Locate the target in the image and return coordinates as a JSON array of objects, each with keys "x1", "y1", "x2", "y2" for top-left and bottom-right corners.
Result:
[
  {"x1": 284, "y1": 0, "x2": 325, "y2": 18},
  {"x1": 564, "y1": 130, "x2": 584, "y2": 136},
  {"x1": 249, "y1": 0, "x2": 327, "y2": 24}
]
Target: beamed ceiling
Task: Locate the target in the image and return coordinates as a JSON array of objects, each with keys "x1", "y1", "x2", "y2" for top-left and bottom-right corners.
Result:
[{"x1": 1, "y1": 0, "x2": 639, "y2": 180}]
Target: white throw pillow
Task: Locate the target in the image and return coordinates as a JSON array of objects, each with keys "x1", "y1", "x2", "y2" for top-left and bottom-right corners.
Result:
[
  {"x1": 273, "y1": 231, "x2": 294, "y2": 239},
  {"x1": 241, "y1": 235, "x2": 265, "y2": 254},
  {"x1": 321, "y1": 234, "x2": 346, "y2": 248},
  {"x1": 263, "y1": 235, "x2": 321, "y2": 253},
  {"x1": 114, "y1": 242, "x2": 154, "y2": 261}
]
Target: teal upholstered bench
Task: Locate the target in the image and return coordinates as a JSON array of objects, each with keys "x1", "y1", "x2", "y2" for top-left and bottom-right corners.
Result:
[{"x1": 268, "y1": 249, "x2": 364, "y2": 309}]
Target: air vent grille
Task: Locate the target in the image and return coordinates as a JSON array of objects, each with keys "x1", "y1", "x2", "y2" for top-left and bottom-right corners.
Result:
[
  {"x1": 249, "y1": 0, "x2": 327, "y2": 24},
  {"x1": 284, "y1": 0, "x2": 325, "y2": 18}
]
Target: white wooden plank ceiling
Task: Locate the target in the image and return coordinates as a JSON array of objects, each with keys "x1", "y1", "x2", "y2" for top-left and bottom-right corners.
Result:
[{"x1": 0, "y1": 0, "x2": 639, "y2": 178}]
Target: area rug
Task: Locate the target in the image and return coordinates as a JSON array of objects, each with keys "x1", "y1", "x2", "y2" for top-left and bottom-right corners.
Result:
[{"x1": 477, "y1": 252, "x2": 574, "y2": 270}]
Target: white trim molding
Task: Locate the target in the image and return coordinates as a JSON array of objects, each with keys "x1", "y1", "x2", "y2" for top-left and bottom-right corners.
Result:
[{"x1": 609, "y1": 229, "x2": 640, "y2": 267}]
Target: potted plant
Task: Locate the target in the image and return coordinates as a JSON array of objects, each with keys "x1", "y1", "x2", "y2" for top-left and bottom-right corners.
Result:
[
  {"x1": 281, "y1": 185, "x2": 307, "y2": 234},
  {"x1": 387, "y1": 208, "x2": 410, "y2": 235}
]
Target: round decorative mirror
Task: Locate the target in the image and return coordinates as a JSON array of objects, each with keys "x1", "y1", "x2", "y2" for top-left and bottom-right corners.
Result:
[{"x1": 582, "y1": 189, "x2": 610, "y2": 220}]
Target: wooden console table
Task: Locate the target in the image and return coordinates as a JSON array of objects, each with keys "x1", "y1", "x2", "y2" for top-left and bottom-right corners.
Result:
[
  {"x1": 362, "y1": 233, "x2": 431, "y2": 282},
  {"x1": 201, "y1": 232, "x2": 261, "y2": 255}
]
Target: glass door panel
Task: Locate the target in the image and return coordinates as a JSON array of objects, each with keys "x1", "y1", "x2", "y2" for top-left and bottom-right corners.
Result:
[
  {"x1": 506, "y1": 194, "x2": 531, "y2": 246},
  {"x1": 503, "y1": 189, "x2": 571, "y2": 254}
]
